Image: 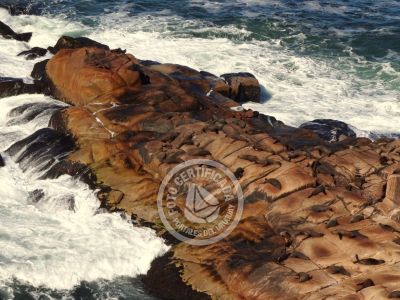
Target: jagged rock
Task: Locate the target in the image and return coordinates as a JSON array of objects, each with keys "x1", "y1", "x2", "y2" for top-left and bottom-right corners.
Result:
[
  {"x1": 43, "y1": 160, "x2": 97, "y2": 189},
  {"x1": 38, "y1": 40, "x2": 400, "y2": 300},
  {"x1": 0, "y1": 20, "x2": 32, "y2": 42},
  {"x1": 142, "y1": 252, "x2": 211, "y2": 300},
  {"x1": 0, "y1": 77, "x2": 24, "y2": 98},
  {"x1": 18, "y1": 47, "x2": 48, "y2": 60},
  {"x1": 0, "y1": 77, "x2": 40, "y2": 98},
  {"x1": 0, "y1": 154, "x2": 4, "y2": 167},
  {"x1": 31, "y1": 60, "x2": 49, "y2": 80},
  {"x1": 30, "y1": 60, "x2": 55, "y2": 95},
  {"x1": 6, "y1": 128, "x2": 76, "y2": 172},
  {"x1": 300, "y1": 119, "x2": 356, "y2": 143},
  {"x1": 7, "y1": 102, "x2": 65, "y2": 126},
  {"x1": 49, "y1": 36, "x2": 110, "y2": 54},
  {"x1": 28, "y1": 189, "x2": 45, "y2": 203},
  {"x1": 221, "y1": 72, "x2": 261, "y2": 103}
]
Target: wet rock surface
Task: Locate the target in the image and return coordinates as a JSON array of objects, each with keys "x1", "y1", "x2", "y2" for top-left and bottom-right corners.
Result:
[
  {"x1": 300, "y1": 119, "x2": 357, "y2": 143},
  {"x1": 0, "y1": 77, "x2": 39, "y2": 98},
  {"x1": 221, "y1": 72, "x2": 261, "y2": 103},
  {"x1": 49, "y1": 35, "x2": 110, "y2": 54},
  {"x1": 2, "y1": 31, "x2": 399, "y2": 299},
  {"x1": 18, "y1": 47, "x2": 48, "y2": 60},
  {"x1": 0, "y1": 20, "x2": 32, "y2": 42},
  {"x1": 6, "y1": 128, "x2": 76, "y2": 173}
]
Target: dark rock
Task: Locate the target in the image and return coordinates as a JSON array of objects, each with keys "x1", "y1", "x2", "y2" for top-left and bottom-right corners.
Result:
[
  {"x1": 300, "y1": 119, "x2": 356, "y2": 143},
  {"x1": 142, "y1": 252, "x2": 211, "y2": 300},
  {"x1": 31, "y1": 60, "x2": 49, "y2": 80},
  {"x1": 28, "y1": 189, "x2": 45, "y2": 203},
  {"x1": 7, "y1": 102, "x2": 65, "y2": 126},
  {"x1": 30, "y1": 60, "x2": 55, "y2": 95},
  {"x1": 50, "y1": 36, "x2": 110, "y2": 54},
  {"x1": 60, "y1": 195, "x2": 75, "y2": 211},
  {"x1": 0, "y1": 77, "x2": 41, "y2": 98},
  {"x1": 71, "y1": 282, "x2": 95, "y2": 300},
  {"x1": 0, "y1": 154, "x2": 4, "y2": 167},
  {"x1": 139, "y1": 60, "x2": 162, "y2": 66},
  {"x1": 6, "y1": 128, "x2": 76, "y2": 172},
  {"x1": 48, "y1": 109, "x2": 68, "y2": 133},
  {"x1": 18, "y1": 47, "x2": 47, "y2": 60},
  {"x1": 111, "y1": 48, "x2": 126, "y2": 54},
  {"x1": 221, "y1": 72, "x2": 261, "y2": 103},
  {"x1": 0, "y1": 77, "x2": 24, "y2": 98},
  {"x1": 43, "y1": 160, "x2": 97, "y2": 189},
  {"x1": 0, "y1": 21, "x2": 32, "y2": 42}
]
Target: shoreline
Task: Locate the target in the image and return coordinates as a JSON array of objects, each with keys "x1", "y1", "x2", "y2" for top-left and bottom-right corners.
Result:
[{"x1": 1, "y1": 18, "x2": 400, "y2": 299}]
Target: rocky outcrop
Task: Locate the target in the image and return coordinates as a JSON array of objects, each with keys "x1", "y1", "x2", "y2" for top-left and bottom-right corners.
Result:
[
  {"x1": 48, "y1": 36, "x2": 110, "y2": 54},
  {"x1": 18, "y1": 47, "x2": 48, "y2": 60},
  {"x1": 221, "y1": 72, "x2": 261, "y2": 103},
  {"x1": 0, "y1": 77, "x2": 40, "y2": 98},
  {"x1": 300, "y1": 119, "x2": 356, "y2": 143},
  {"x1": 0, "y1": 20, "x2": 32, "y2": 42},
  {"x1": 0, "y1": 154, "x2": 4, "y2": 167},
  {"x1": 10, "y1": 35, "x2": 400, "y2": 299}
]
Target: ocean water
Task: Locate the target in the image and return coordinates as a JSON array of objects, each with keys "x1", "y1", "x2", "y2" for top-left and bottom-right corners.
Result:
[
  {"x1": 0, "y1": 0, "x2": 399, "y2": 299},
  {"x1": 2, "y1": 0, "x2": 399, "y2": 135}
]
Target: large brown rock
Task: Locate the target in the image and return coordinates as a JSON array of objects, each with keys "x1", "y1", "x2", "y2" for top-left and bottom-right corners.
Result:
[
  {"x1": 41, "y1": 40, "x2": 400, "y2": 300},
  {"x1": 0, "y1": 20, "x2": 32, "y2": 42},
  {"x1": 221, "y1": 72, "x2": 261, "y2": 103}
]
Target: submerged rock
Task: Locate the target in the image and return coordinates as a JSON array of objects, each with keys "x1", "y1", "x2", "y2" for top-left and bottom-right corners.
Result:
[
  {"x1": 300, "y1": 119, "x2": 356, "y2": 143},
  {"x1": 31, "y1": 60, "x2": 49, "y2": 81},
  {"x1": 0, "y1": 20, "x2": 32, "y2": 42},
  {"x1": 221, "y1": 72, "x2": 261, "y2": 103},
  {"x1": 18, "y1": 47, "x2": 48, "y2": 60},
  {"x1": 43, "y1": 160, "x2": 97, "y2": 189},
  {"x1": 142, "y1": 252, "x2": 211, "y2": 300},
  {"x1": 28, "y1": 189, "x2": 45, "y2": 203},
  {"x1": 7, "y1": 102, "x2": 65, "y2": 126},
  {"x1": 30, "y1": 60, "x2": 55, "y2": 96}
]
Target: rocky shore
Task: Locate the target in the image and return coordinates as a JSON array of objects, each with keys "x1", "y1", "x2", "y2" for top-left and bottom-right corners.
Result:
[{"x1": 1, "y1": 20, "x2": 400, "y2": 299}]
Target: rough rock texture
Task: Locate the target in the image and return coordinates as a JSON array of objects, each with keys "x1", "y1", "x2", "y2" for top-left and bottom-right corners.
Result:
[
  {"x1": 300, "y1": 119, "x2": 357, "y2": 143},
  {"x1": 0, "y1": 77, "x2": 40, "y2": 98},
  {"x1": 18, "y1": 47, "x2": 48, "y2": 60},
  {"x1": 42, "y1": 42, "x2": 400, "y2": 300},
  {"x1": 0, "y1": 20, "x2": 32, "y2": 42},
  {"x1": 221, "y1": 72, "x2": 261, "y2": 103},
  {"x1": 48, "y1": 35, "x2": 109, "y2": 54}
]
